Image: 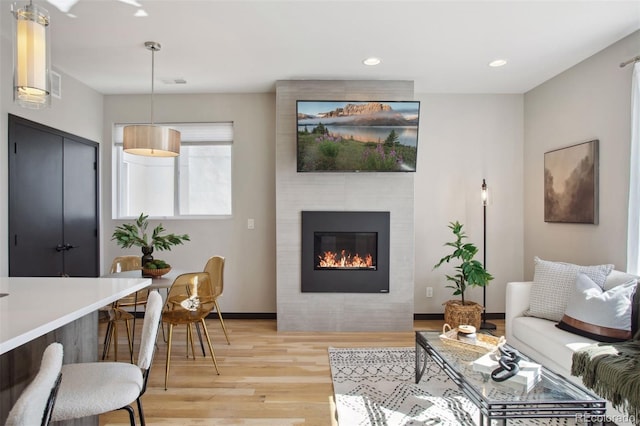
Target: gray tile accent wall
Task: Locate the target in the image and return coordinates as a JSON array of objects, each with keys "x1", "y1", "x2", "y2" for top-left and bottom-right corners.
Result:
[{"x1": 275, "y1": 80, "x2": 415, "y2": 331}]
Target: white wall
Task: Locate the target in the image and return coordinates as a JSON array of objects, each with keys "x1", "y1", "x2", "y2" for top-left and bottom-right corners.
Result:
[
  {"x1": 523, "y1": 30, "x2": 640, "y2": 278},
  {"x1": 413, "y1": 94, "x2": 524, "y2": 315},
  {"x1": 103, "y1": 93, "x2": 276, "y2": 312},
  {"x1": 0, "y1": 6, "x2": 103, "y2": 276}
]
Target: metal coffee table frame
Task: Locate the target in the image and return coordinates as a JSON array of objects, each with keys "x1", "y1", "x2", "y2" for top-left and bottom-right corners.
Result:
[{"x1": 415, "y1": 331, "x2": 606, "y2": 425}]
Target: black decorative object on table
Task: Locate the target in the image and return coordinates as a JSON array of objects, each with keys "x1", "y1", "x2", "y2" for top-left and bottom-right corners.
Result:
[
  {"x1": 490, "y1": 346, "x2": 522, "y2": 382},
  {"x1": 141, "y1": 245, "x2": 154, "y2": 266}
]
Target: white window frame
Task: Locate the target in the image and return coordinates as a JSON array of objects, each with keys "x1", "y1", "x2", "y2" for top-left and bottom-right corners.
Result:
[{"x1": 112, "y1": 122, "x2": 233, "y2": 219}]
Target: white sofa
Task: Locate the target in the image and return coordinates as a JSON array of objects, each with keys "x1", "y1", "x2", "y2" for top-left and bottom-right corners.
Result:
[{"x1": 506, "y1": 270, "x2": 637, "y2": 425}]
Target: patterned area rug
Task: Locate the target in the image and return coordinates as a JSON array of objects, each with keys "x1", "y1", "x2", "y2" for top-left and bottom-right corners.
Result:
[{"x1": 329, "y1": 347, "x2": 578, "y2": 426}]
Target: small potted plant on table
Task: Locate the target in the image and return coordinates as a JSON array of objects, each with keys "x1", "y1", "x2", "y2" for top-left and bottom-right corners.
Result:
[
  {"x1": 433, "y1": 221, "x2": 493, "y2": 329},
  {"x1": 112, "y1": 213, "x2": 190, "y2": 277}
]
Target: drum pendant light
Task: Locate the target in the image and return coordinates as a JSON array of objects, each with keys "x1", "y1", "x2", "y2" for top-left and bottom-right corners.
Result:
[
  {"x1": 123, "y1": 41, "x2": 180, "y2": 157},
  {"x1": 12, "y1": 1, "x2": 51, "y2": 109}
]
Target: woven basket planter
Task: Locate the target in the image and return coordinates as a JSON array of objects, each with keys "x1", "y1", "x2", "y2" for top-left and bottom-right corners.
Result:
[
  {"x1": 443, "y1": 300, "x2": 483, "y2": 329},
  {"x1": 142, "y1": 267, "x2": 171, "y2": 278}
]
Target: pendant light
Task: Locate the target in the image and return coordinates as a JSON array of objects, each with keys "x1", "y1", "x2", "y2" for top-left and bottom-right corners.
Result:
[
  {"x1": 12, "y1": 0, "x2": 51, "y2": 109},
  {"x1": 123, "y1": 41, "x2": 180, "y2": 157}
]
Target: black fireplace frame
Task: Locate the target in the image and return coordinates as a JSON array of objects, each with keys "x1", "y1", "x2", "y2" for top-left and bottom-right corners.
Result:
[{"x1": 301, "y1": 211, "x2": 390, "y2": 293}]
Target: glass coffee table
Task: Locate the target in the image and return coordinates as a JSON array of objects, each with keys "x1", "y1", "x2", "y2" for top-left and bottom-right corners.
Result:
[{"x1": 415, "y1": 331, "x2": 606, "y2": 425}]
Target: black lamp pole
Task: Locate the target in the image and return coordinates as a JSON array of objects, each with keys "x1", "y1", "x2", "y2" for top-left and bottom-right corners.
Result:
[{"x1": 481, "y1": 179, "x2": 496, "y2": 330}]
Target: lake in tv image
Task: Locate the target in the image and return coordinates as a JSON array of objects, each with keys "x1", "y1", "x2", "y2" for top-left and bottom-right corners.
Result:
[{"x1": 296, "y1": 100, "x2": 420, "y2": 172}]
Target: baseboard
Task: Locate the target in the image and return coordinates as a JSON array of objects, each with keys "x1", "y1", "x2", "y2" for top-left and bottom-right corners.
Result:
[
  {"x1": 413, "y1": 313, "x2": 505, "y2": 321},
  {"x1": 134, "y1": 312, "x2": 504, "y2": 321},
  {"x1": 212, "y1": 312, "x2": 277, "y2": 320},
  {"x1": 133, "y1": 312, "x2": 277, "y2": 319}
]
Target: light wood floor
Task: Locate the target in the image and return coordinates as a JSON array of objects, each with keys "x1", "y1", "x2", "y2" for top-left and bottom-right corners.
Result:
[{"x1": 99, "y1": 318, "x2": 505, "y2": 425}]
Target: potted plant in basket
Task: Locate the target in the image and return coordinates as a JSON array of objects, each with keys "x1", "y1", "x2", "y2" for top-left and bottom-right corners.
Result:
[
  {"x1": 433, "y1": 221, "x2": 493, "y2": 329},
  {"x1": 112, "y1": 213, "x2": 190, "y2": 276}
]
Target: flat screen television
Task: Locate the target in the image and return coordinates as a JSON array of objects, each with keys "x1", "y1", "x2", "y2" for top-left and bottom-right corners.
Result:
[{"x1": 296, "y1": 100, "x2": 420, "y2": 172}]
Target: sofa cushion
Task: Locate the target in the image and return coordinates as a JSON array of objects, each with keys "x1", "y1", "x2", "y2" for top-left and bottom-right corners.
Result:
[
  {"x1": 604, "y1": 270, "x2": 639, "y2": 291},
  {"x1": 526, "y1": 257, "x2": 613, "y2": 322},
  {"x1": 512, "y1": 316, "x2": 597, "y2": 373},
  {"x1": 557, "y1": 273, "x2": 636, "y2": 342}
]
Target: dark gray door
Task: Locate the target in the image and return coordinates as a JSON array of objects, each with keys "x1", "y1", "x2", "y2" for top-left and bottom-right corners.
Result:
[{"x1": 9, "y1": 115, "x2": 99, "y2": 277}]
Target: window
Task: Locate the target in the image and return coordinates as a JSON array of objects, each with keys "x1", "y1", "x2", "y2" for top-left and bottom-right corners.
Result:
[{"x1": 113, "y1": 122, "x2": 233, "y2": 218}]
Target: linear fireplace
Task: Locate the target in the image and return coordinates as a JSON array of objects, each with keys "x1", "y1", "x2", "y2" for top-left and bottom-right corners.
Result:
[{"x1": 301, "y1": 211, "x2": 390, "y2": 293}]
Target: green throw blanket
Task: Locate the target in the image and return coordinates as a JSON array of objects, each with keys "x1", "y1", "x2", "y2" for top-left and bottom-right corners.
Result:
[{"x1": 572, "y1": 340, "x2": 640, "y2": 421}]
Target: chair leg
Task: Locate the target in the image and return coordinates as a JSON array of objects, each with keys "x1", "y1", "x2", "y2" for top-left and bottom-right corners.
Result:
[
  {"x1": 136, "y1": 397, "x2": 146, "y2": 426},
  {"x1": 200, "y1": 318, "x2": 220, "y2": 374},
  {"x1": 214, "y1": 300, "x2": 231, "y2": 344},
  {"x1": 113, "y1": 322, "x2": 119, "y2": 362},
  {"x1": 102, "y1": 321, "x2": 113, "y2": 360},
  {"x1": 194, "y1": 322, "x2": 206, "y2": 356},
  {"x1": 125, "y1": 319, "x2": 134, "y2": 363},
  {"x1": 118, "y1": 405, "x2": 136, "y2": 426},
  {"x1": 187, "y1": 323, "x2": 196, "y2": 360},
  {"x1": 165, "y1": 323, "x2": 174, "y2": 390}
]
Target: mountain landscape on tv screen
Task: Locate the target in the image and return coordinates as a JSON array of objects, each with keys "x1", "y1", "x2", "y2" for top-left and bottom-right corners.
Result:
[{"x1": 297, "y1": 101, "x2": 420, "y2": 172}]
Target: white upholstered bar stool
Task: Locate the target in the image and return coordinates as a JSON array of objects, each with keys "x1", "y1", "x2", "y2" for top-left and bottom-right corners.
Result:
[
  {"x1": 51, "y1": 291, "x2": 162, "y2": 426},
  {"x1": 4, "y1": 342, "x2": 63, "y2": 426}
]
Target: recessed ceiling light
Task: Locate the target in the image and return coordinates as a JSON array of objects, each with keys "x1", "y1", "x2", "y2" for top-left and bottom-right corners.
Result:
[
  {"x1": 134, "y1": 9, "x2": 148, "y2": 17},
  {"x1": 363, "y1": 57, "x2": 381, "y2": 66},
  {"x1": 489, "y1": 59, "x2": 507, "y2": 68}
]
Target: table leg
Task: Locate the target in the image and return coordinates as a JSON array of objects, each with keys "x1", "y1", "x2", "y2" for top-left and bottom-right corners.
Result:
[{"x1": 415, "y1": 341, "x2": 428, "y2": 383}]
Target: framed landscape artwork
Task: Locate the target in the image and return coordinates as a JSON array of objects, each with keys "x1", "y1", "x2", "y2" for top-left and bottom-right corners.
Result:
[{"x1": 544, "y1": 140, "x2": 599, "y2": 224}]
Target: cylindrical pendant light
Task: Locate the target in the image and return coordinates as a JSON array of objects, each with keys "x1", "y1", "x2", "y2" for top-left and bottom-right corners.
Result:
[
  {"x1": 123, "y1": 41, "x2": 180, "y2": 157},
  {"x1": 123, "y1": 125, "x2": 180, "y2": 157},
  {"x1": 12, "y1": 1, "x2": 51, "y2": 109}
]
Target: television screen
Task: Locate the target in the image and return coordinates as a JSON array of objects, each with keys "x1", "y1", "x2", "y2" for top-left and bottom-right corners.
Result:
[{"x1": 296, "y1": 100, "x2": 420, "y2": 172}]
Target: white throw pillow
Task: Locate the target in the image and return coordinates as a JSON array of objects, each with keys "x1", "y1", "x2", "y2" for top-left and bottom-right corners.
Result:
[
  {"x1": 526, "y1": 257, "x2": 613, "y2": 322},
  {"x1": 556, "y1": 273, "x2": 636, "y2": 342}
]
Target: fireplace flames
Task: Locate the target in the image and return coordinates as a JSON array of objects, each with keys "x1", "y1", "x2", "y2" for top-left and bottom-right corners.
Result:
[{"x1": 317, "y1": 250, "x2": 374, "y2": 269}]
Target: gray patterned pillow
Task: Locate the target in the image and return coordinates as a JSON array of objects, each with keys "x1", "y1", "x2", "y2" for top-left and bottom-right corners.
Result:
[{"x1": 526, "y1": 257, "x2": 614, "y2": 321}]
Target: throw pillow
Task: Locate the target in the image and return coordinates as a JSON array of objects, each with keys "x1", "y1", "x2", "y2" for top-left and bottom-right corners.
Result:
[
  {"x1": 557, "y1": 273, "x2": 636, "y2": 342},
  {"x1": 526, "y1": 257, "x2": 613, "y2": 322}
]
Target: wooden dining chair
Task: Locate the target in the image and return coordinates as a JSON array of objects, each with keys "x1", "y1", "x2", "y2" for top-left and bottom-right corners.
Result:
[
  {"x1": 203, "y1": 255, "x2": 230, "y2": 344},
  {"x1": 4, "y1": 343, "x2": 63, "y2": 426},
  {"x1": 162, "y1": 272, "x2": 220, "y2": 389},
  {"x1": 101, "y1": 255, "x2": 144, "y2": 362}
]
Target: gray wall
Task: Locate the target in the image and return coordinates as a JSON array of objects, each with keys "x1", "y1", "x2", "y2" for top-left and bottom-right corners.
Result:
[
  {"x1": 3, "y1": 3, "x2": 633, "y2": 316},
  {"x1": 523, "y1": 30, "x2": 640, "y2": 278},
  {"x1": 275, "y1": 80, "x2": 415, "y2": 331},
  {"x1": 0, "y1": 5, "x2": 104, "y2": 277},
  {"x1": 413, "y1": 94, "x2": 524, "y2": 315},
  {"x1": 103, "y1": 93, "x2": 277, "y2": 312}
]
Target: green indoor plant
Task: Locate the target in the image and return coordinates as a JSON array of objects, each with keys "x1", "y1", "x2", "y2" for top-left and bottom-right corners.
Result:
[
  {"x1": 112, "y1": 213, "x2": 190, "y2": 267},
  {"x1": 433, "y1": 221, "x2": 493, "y2": 328}
]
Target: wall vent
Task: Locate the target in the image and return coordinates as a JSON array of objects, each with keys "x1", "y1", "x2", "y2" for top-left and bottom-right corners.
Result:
[{"x1": 50, "y1": 71, "x2": 61, "y2": 99}]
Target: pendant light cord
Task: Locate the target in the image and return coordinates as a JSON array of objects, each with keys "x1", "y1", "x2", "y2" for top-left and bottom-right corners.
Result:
[{"x1": 150, "y1": 46, "x2": 155, "y2": 125}]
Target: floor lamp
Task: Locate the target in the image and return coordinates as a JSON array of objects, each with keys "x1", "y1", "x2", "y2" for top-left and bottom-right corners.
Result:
[{"x1": 481, "y1": 179, "x2": 496, "y2": 330}]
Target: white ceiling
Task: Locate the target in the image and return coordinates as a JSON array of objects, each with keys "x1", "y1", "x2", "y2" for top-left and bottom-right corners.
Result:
[{"x1": 33, "y1": 0, "x2": 640, "y2": 94}]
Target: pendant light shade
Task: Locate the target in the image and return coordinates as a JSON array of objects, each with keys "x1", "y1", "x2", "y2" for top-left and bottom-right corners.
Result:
[
  {"x1": 123, "y1": 41, "x2": 180, "y2": 157},
  {"x1": 12, "y1": 1, "x2": 51, "y2": 109},
  {"x1": 123, "y1": 125, "x2": 180, "y2": 157}
]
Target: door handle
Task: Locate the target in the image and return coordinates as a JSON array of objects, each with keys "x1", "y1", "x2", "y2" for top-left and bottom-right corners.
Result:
[{"x1": 56, "y1": 244, "x2": 78, "y2": 251}]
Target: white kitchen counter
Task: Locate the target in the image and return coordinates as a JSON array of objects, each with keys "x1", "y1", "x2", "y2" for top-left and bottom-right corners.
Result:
[{"x1": 0, "y1": 276, "x2": 151, "y2": 355}]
